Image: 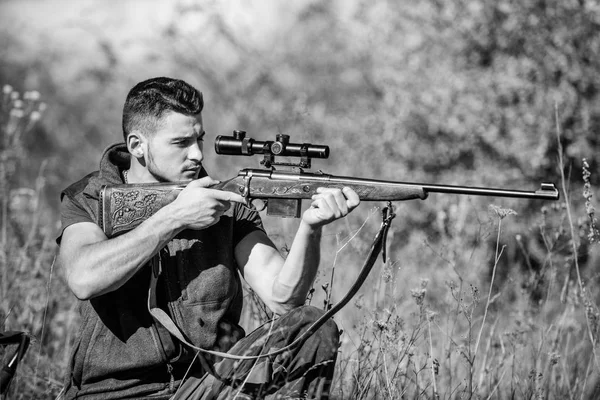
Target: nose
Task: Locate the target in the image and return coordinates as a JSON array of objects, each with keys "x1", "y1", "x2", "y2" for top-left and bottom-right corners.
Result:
[{"x1": 188, "y1": 141, "x2": 204, "y2": 164}]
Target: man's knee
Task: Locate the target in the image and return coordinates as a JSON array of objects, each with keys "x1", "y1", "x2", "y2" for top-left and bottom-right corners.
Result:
[{"x1": 283, "y1": 305, "x2": 339, "y2": 352}]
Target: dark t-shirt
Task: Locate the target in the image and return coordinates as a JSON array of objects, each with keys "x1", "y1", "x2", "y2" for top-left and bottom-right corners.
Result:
[{"x1": 57, "y1": 194, "x2": 94, "y2": 242}]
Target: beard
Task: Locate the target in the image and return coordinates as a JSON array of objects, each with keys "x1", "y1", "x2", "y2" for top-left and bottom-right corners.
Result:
[
  {"x1": 145, "y1": 146, "x2": 201, "y2": 182},
  {"x1": 145, "y1": 147, "x2": 171, "y2": 183}
]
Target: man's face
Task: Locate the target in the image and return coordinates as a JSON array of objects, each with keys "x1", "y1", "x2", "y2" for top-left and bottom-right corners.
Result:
[{"x1": 144, "y1": 111, "x2": 205, "y2": 182}]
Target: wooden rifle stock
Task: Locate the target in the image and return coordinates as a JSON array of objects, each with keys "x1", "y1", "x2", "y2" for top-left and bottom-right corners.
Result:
[{"x1": 100, "y1": 168, "x2": 559, "y2": 237}]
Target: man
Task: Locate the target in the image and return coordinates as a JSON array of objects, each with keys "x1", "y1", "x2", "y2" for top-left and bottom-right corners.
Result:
[{"x1": 57, "y1": 77, "x2": 360, "y2": 399}]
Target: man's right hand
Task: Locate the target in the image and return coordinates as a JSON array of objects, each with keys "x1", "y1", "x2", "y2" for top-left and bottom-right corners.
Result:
[{"x1": 170, "y1": 176, "x2": 247, "y2": 230}]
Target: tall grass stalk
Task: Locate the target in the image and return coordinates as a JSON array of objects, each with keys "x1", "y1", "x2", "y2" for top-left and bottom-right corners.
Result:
[
  {"x1": 2, "y1": 82, "x2": 598, "y2": 398},
  {"x1": 33, "y1": 255, "x2": 56, "y2": 390},
  {"x1": 427, "y1": 317, "x2": 438, "y2": 399},
  {"x1": 474, "y1": 208, "x2": 510, "y2": 365}
]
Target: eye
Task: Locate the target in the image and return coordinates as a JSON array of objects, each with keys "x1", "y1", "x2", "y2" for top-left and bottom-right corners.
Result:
[{"x1": 171, "y1": 139, "x2": 189, "y2": 147}]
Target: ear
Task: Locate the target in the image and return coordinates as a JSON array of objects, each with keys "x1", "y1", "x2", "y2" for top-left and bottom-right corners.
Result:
[{"x1": 126, "y1": 131, "x2": 147, "y2": 160}]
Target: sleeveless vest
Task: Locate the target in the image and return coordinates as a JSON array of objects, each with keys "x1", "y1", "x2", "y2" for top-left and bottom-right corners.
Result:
[{"x1": 59, "y1": 144, "x2": 254, "y2": 399}]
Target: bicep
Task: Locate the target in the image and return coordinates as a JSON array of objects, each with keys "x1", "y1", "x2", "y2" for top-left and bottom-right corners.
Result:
[
  {"x1": 58, "y1": 222, "x2": 107, "y2": 271},
  {"x1": 234, "y1": 230, "x2": 284, "y2": 297}
]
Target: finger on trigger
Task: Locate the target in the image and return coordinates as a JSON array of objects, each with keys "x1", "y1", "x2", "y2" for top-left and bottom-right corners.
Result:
[
  {"x1": 218, "y1": 201, "x2": 231, "y2": 212},
  {"x1": 214, "y1": 190, "x2": 247, "y2": 204}
]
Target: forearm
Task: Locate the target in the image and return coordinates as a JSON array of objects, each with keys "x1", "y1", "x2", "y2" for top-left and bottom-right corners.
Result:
[
  {"x1": 64, "y1": 206, "x2": 183, "y2": 299},
  {"x1": 271, "y1": 220, "x2": 323, "y2": 309},
  {"x1": 237, "y1": 187, "x2": 359, "y2": 314}
]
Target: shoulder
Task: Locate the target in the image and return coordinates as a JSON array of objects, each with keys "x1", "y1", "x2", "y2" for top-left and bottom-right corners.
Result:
[
  {"x1": 60, "y1": 171, "x2": 99, "y2": 202},
  {"x1": 58, "y1": 171, "x2": 102, "y2": 230}
]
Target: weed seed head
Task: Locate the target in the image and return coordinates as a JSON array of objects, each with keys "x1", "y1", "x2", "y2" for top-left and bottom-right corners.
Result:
[
  {"x1": 489, "y1": 204, "x2": 517, "y2": 220},
  {"x1": 426, "y1": 309, "x2": 437, "y2": 321},
  {"x1": 353, "y1": 294, "x2": 364, "y2": 310},
  {"x1": 584, "y1": 295, "x2": 600, "y2": 341},
  {"x1": 411, "y1": 288, "x2": 426, "y2": 306},
  {"x1": 470, "y1": 284, "x2": 480, "y2": 303},
  {"x1": 411, "y1": 279, "x2": 429, "y2": 306},
  {"x1": 582, "y1": 158, "x2": 600, "y2": 243}
]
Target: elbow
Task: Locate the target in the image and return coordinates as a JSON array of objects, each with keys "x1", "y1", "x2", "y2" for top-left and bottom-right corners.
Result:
[
  {"x1": 269, "y1": 282, "x2": 306, "y2": 315},
  {"x1": 67, "y1": 273, "x2": 96, "y2": 301},
  {"x1": 68, "y1": 273, "x2": 114, "y2": 301},
  {"x1": 72, "y1": 289, "x2": 95, "y2": 302},
  {"x1": 60, "y1": 260, "x2": 97, "y2": 301},
  {"x1": 58, "y1": 250, "x2": 106, "y2": 300}
]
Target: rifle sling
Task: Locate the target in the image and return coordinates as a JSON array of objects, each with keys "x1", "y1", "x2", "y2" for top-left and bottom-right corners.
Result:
[{"x1": 147, "y1": 204, "x2": 396, "y2": 381}]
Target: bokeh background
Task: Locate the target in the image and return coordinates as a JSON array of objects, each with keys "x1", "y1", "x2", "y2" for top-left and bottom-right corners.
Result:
[{"x1": 1, "y1": 0, "x2": 600, "y2": 398}]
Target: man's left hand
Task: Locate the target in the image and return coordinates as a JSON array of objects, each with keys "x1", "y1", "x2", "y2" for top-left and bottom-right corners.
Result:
[{"x1": 302, "y1": 187, "x2": 360, "y2": 228}]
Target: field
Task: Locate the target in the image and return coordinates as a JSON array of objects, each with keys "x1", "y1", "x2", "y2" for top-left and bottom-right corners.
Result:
[{"x1": 1, "y1": 1, "x2": 600, "y2": 399}]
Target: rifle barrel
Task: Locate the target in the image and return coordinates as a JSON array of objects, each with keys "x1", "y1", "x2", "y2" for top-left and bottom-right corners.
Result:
[
  {"x1": 423, "y1": 182, "x2": 559, "y2": 200},
  {"x1": 241, "y1": 169, "x2": 560, "y2": 201}
]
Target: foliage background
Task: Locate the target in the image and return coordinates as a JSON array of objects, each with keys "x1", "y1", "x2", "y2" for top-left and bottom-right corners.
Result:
[{"x1": 1, "y1": 0, "x2": 599, "y2": 398}]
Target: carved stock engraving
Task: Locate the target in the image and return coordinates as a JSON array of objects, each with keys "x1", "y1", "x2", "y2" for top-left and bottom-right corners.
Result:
[{"x1": 110, "y1": 189, "x2": 163, "y2": 233}]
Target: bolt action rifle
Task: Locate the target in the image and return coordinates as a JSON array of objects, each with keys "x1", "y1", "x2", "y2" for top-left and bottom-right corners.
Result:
[
  {"x1": 97, "y1": 131, "x2": 559, "y2": 368},
  {"x1": 99, "y1": 131, "x2": 559, "y2": 238}
]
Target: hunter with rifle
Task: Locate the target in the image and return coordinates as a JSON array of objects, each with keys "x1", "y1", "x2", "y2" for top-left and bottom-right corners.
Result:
[{"x1": 56, "y1": 77, "x2": 558, "y2": 400}]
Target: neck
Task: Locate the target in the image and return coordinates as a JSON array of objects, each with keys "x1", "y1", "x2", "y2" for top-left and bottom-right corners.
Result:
[{"x1": 127, "y1": 159, "x2": 158, "y2": 184}]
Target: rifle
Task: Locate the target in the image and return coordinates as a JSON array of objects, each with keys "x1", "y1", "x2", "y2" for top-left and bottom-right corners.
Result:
[
  {"x1": 99, "y1": 131, "x2": 559, "y2": 238},
  {"x1": 97, "y1": 131, "x2": 559, "y2": 369}
]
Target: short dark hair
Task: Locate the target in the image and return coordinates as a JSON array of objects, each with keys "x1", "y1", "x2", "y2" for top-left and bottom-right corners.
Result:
[{"x1": 122, "y1": 77, "x2": 204, "y2": 141}]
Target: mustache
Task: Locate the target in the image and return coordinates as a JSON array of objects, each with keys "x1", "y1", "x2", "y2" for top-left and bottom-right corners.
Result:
[{"x1": 182, "y1": 163, "x2": 202, "y2": 171}]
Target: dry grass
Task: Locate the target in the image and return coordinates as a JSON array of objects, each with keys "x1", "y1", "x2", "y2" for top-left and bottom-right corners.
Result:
[{"x1": 1, "y1": 86, "x2": 599, "y2": 400}]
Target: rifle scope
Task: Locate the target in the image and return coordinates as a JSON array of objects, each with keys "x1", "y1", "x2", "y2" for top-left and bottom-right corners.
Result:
[{"x1": 215, "y1": 131, "x2": 329, "y2": 159}]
